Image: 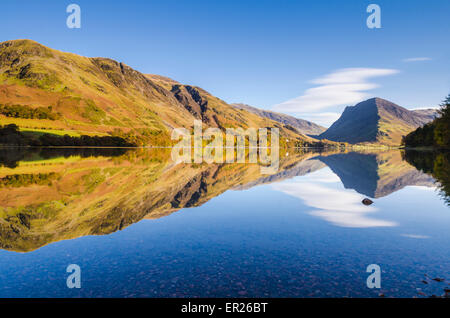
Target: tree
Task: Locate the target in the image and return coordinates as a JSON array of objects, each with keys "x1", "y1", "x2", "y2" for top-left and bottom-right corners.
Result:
[
  {"x1": 403, "y1": 93, "x2": 450, "y2": 149},
  {"x1": 434, "y1": 94, "x2": 450, "y2": 148}
]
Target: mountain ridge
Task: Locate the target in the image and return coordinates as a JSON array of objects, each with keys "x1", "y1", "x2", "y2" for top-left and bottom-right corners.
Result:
[
  {"x1": 0, "y1": 39, "x2": 324, "y2": 147},
  {"x1": 319, "y1": 97, "x2": 437, "y2": 146},
  {"x1": 230, "y1": 103, "x2": 326, "y2": 135}
]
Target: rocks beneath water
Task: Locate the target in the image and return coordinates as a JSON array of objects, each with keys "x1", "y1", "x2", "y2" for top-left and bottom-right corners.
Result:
[
  {"x1": 362, "y1": 198, "x2": 374, "y2": 205},
  {"x1": 419, "y1": 275, "x2": 449, "y2": 298}
]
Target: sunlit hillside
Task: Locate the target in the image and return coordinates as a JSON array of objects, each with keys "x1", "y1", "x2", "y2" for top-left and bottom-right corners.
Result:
[{"x1": 0, "y1": 39, "x2": 334, "y2": 147}]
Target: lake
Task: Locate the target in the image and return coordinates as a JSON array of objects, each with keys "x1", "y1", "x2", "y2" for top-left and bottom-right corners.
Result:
[{"x1": 0, "y1": 148, "x2": 448, "y2": 297}]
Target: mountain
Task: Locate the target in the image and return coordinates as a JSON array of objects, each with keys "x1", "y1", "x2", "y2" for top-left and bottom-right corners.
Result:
[
  {"x1": 231, "y1": 103, "x2": 326, "y2": 135},
  {"x1": 318, "y1": 98, "x2": 436, "y2": 146},
  {"x1": 0, "y1": 39, "x2": 322, "y2": 146}
]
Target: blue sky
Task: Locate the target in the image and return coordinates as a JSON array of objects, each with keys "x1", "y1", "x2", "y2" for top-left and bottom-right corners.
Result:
[{"x1": 1, "y1": 0, "x2": 449, "y2": 126}]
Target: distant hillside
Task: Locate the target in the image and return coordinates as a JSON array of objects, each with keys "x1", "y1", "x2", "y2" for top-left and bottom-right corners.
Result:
[
  {"x1": 411, "y1": 108, "x2": 438, "y2": 121},
  {"x1": 230, "y1": 103, "x2": 326, "y2": 135},
  {"x1": 319, "y1": 98, "x2": 436, "y2": 146},
  {"x1": 0, "y1": 39, "x2": 324, "y2": 146}
]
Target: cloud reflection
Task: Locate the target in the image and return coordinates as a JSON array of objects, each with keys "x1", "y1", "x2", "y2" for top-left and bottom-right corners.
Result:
[
  {"x1": 400, "y1": 234, "x2": 430, "y2": 239},
  {"x1": 272, "y1": 169, "x2": 397, "y2": 228}
]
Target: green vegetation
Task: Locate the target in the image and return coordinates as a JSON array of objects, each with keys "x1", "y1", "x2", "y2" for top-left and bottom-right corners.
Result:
[
  {"x1": 0, "y1": 147, "x2": 130, "y2": 168},
  {"x1": 0, "y1": 124, "x2": 135, "y2": 147},
  {"x1": 0, "y1": 173, "x2": 59, "y2": 188},
  {"x1": 81, "y1": 99, "x2": 106, "y2": 124},
  {"x1": 21, "y1": 128, "x2": 82, "y2": 137},
  {"x1": 38, "y1": 133, "x2": 135, "y2": 147},
  {"x1": 0, "y1": 104, "x2": 61, "y2": 120},
  {"x1": 403, "y1": 94, "x2": 450, "y2": 149},
  {"x1": 82, "y1": 168, "x2": 106, "y2": 193},
  {"x1": 0, "y1": 124, "x2": 33, "y2": 146}
]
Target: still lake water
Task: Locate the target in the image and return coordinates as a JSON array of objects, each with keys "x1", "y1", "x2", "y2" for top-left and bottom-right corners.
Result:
[{"x1": 0, "y1": 148, "x2": 448, "y2": 297}]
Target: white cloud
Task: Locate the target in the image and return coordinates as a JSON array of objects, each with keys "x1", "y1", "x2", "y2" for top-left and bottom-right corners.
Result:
[
  {"x1": 402, "y1": 57, "x2": 432, "y2": 62},
  {"x1": 272, "y1": 68, "x2": 399, "y2": 114}
]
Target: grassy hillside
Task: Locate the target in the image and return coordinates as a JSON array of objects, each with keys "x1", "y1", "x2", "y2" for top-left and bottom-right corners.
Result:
[{"x1": 0, "y1": 39, "x2": 330, "y2": 147}]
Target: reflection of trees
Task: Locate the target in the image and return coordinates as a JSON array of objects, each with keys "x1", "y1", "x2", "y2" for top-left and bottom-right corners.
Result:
[
  {"x1": 404, "y1": 150, "x2": 450, "y2": 206},
  {"x1": 0, "y1": 148, "x2": 27, "y2": 168},
  {"x1": 0, "y1": 172, "x2": 59, "y2": 188},
  {"x1": 0, "y1": 147, "x2": 129, "y2": 167}
]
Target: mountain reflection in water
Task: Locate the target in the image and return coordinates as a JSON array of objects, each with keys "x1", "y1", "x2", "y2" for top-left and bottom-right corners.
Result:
[{"x1": 0, "y1": 147, "x2": 448, "y2": 252}]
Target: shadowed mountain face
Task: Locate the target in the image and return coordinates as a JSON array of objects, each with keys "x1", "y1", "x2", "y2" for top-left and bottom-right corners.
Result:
[
  {"x1": 319, "y1": 98, "x2": 437, "y2": 146},
  {"x1": 230, "y1": 103, "x2": 326, "y2": 135},
  {"x1": 0, "y1": 148, "x2": 440, "y2": 252},
  {"x1": 318, "y1": 151, "x2": 435, "y2": 198}
]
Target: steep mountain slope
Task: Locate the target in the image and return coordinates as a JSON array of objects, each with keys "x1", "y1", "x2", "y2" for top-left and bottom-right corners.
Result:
[
  {"x1": 231, "y1": 103, "x2": 326, "y2": 135},
  {"x1": 0, "y1": 39, "x2": 315, "y2": 146},
  {"x1": 319, "y1": 98, "x2": 436, "y2": 146}
]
